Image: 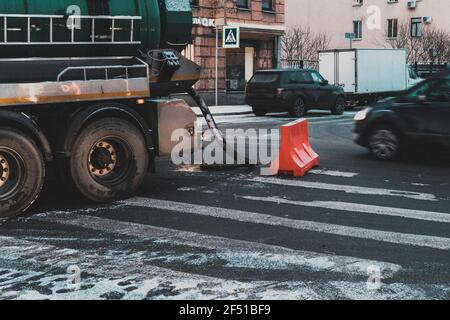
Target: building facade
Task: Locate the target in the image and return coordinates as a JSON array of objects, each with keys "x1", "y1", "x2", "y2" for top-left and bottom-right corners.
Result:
[
  {"x1": 188, "y1": 0, "x2": 285, "y2": 104},
  {"x1": 286, "y1": 0, "x2": 450, "y2": 49}
]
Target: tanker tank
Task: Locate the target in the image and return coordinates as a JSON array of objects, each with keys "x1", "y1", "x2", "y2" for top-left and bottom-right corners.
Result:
[{"x1": 0, "y1": 0, "x2": 193, "y2": 58}]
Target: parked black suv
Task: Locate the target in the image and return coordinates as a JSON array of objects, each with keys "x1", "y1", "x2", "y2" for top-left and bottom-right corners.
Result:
[
  {"x1": 245, "y1": 69, "x2": 346, "y2": 117},
  {"x1": 354, "y1": 70, "x2": 450, "y2": 161}
]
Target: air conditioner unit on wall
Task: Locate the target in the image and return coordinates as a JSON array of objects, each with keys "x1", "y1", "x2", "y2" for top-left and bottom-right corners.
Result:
[
  {"x1": 423, "y1": 16, "x2": 432, "y2": 24},
  {"x1": 407, "y1": 0, "x2": 417, "y2": 9}
]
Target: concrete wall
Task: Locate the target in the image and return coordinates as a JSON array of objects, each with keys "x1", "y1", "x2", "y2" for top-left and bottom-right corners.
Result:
[{"x1": 286, "y1": 0, "x2": 450, "y2": 49}]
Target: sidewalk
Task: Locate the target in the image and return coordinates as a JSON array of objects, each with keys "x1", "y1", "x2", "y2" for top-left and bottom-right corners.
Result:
[{"x1": 192, "y1": 105, "x2": 253, "y2": 117}]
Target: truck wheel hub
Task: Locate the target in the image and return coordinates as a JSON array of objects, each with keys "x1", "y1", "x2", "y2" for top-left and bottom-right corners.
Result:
[
  {"x1": 89, "y1": 141, "x2": 117, "y2": 177},
  {"x1": 0, "y1": 153, "x2": 10, "y2": 188}
]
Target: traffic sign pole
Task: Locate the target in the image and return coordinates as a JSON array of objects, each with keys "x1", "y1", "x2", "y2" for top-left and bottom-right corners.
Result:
[{"x1": 345, "y1": 32, "x2": 355, "y2": 49}]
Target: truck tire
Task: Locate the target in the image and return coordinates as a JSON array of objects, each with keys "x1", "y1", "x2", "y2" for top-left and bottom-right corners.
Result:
[
  {"x1": 70, "y1": 118, "x2": 148, "y2": 203},
  {"x1": 0, "y1": 128, "x2": 45, "y2": 218},
  {"x1": 331, "y1": 97, "x2": 346, "y2": 115},
  {"x1": 290, "y1": 98, "x2": 306, "y2": 117}
]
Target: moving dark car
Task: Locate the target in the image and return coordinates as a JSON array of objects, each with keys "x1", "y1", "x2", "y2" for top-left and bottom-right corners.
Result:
[
  {"x1": 245, "y1": 69, "x2": 346, "y2": 117},
  {"x1": 354, "y1": 70, "x2": 450, "y2": 161}
]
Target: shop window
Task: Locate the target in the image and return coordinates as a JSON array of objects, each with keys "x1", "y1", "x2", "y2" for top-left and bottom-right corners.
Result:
[{"x1": 226, "y1": 49, "x2": 246, "y2": 92}]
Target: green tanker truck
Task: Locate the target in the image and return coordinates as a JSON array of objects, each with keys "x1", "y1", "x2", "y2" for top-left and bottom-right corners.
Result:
[{"x1": 0, "y1": 0, "x2": 211, "y2": 217}]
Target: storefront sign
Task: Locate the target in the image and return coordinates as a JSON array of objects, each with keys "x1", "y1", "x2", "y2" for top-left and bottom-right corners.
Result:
[
  {"x1": 193, "y1": 17, "x2": 216, "y2": 28},
  {"x1": 223, "y1": 27, "x2": 240, "y2": 49}
]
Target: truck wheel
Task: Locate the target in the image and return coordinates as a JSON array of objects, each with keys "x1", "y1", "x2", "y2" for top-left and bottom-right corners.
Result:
[
  {"x1": 290, "y1": 98, "x2": 306, "y2": 117},
  {"x1": 252, "y1": 107, "x2": 267, "y2": 117},
  {"x1": 0, "y1": 128, "x2": 45, "y2": 218},
  {"x1": 332, "y1": 97, "x2": 346, "y2": 115},
  {"x1": 70, "y1": 118, "x2": 148, "y2": 203},
  {"x1": 368, "y1": 125, "x2": 401, "y2": 161}
]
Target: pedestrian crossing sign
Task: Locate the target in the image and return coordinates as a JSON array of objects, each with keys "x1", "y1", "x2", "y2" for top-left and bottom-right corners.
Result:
[{"x1": 223, "y1": 26, "x2": 240, "y2": 49}]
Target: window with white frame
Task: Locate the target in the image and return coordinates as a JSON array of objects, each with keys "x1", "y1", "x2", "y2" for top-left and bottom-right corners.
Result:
[
  {"x1": 411, "y1": 17, "x2": 423, "y2": 37},
  {"x1": 353, "y1": 20, "x2": 363, "y2": 39},
  {"x1": 387, "y1": 19, "x2": 398, "y2": 38}
]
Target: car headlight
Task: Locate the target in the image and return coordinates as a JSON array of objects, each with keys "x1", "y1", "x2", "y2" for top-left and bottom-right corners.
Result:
[{"x1": 354, "y1": 107, "x2": 372, "y2": 121}]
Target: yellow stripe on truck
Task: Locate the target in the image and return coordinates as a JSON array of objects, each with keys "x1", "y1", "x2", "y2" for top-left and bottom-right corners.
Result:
[{"x1": 0, "y1": 90, "x2": 150, "y2": 106}]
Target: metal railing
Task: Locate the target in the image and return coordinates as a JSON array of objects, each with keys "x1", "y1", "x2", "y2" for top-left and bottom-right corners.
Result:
[
  {"x1": 0, "y1": 14, "x2": 141, "y2": 45},
  {"x1": 57, "y1": 57, "x2": 150, "y2": 82}
]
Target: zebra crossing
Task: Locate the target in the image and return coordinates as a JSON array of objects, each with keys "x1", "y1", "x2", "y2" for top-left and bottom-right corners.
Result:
[
  {"x1": 201, "y1": 111, "x2": 358, "y2": 126},
  {"x1": 0, "y1": 163, "x2": 449, "y2": 300}
]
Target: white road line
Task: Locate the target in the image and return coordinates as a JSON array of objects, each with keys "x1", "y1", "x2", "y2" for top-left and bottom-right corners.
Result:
[
  {"x1": 309, "y1": 169, "x2": 359, "y2": 178},
  {"x1": 241, "y1": 196, "x2": 450, "y2": 224},
  {"x1": 121, "y1": 198, "x2": 450, "y2": 250},
  {"x1": 33, "y1": 212, "x2": 401, "y2": 276},
  {"x1": 309, "y1": 119, "x2": 351, "y2": 125},
  {"x1": 250, "y1": 177, "x2": 438, "y2": 201},
  {"x1": 336, "y1": 121, "x2": 355, "y2": 126}
]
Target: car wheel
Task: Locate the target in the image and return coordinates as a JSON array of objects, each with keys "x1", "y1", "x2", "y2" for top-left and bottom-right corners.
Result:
[
  {"x1": 332, "y1": 97, "x2": 346, "y2": 115},
  {"x1": 252, "y1": 107, "x2": 267, "y2": 117},
  {"x1": 368, "y1": 125, "x2": 401, "y2": 161},
  {"x1": 0, "y1": 128, "x2": 45, "y2": 218},
  {"x1": 290, "y1": 98, "x2": 306, "y2": 117},
  {"x1": 70, "y1": 118, "x2": 149, "y2": 203}
]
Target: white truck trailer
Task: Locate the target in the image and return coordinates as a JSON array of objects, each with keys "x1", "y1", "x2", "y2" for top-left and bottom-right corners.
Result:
[{"x1": 319, "y1": 49, "x2": 423, "y2": 105}]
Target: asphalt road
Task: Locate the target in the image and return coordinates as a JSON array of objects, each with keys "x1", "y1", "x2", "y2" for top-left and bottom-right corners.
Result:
[{"x1": 1, "y1": 110, "x2": 450, "y2": 300}]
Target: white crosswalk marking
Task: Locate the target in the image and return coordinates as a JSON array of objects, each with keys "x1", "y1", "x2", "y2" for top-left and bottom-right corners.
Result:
[
  {"x1": 2, "y1": 236, "x2": 445, "y2": 300},
  {"x1": 33, "y1": 211, "x2": 402, "y2": 276},
  {"x1": 309, "y1": 169, "x2": 359, "y2": 178},
  {"x1": 120, "y1": 198, "x2": 450, "y2": 250},
  {"x1": 0, "y1": 236, "x2": 314, "y2": 300},
  {"x1": 250, "y1": 177, "x2": 438, "y2": 201},
  {"x1": 309, "y1": 118, "x2": 353, "y2": 125},
  {"x1": 241, "y1": 196, "x2": 450, "y2": 224}
]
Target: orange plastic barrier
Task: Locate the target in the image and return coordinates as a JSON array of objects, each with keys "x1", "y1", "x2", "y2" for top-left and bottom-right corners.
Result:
[{"x1": 269, "y1": 119, "x2": 319, "y2": 177}]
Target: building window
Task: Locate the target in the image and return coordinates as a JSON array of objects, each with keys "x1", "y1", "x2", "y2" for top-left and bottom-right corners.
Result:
[
  {"x1": 411, "y1": 17, "x2": 423, "y2": 37},
  {"x1": 189, "y1": 0, "x2": 198, "y2": 6},
  {"x1": 236, "y1": 0, "x2": 250, "y2": 9},
  {"x1": 353, "y1": 21, "x2": 362, "y2": 39},
  {"x1": 262, "y1": 0, "x2": 274, "y2": 11},
  {"x1": 387, "y1": 19, "x2": 398, "y2": 38}
]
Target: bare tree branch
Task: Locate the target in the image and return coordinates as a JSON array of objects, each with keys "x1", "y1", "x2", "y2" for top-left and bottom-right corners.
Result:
[
  {"x1": 282, "y1": 26, "x2": 331, "y2": 62},
  {"x1": 387, "y1": 21, "x2": 450, "y2": 64}
]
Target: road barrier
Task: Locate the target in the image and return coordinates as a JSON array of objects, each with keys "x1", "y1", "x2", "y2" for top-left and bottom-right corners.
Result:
[{"x1": 269, "y1": 119, "x2": 319, "y2": 177}]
